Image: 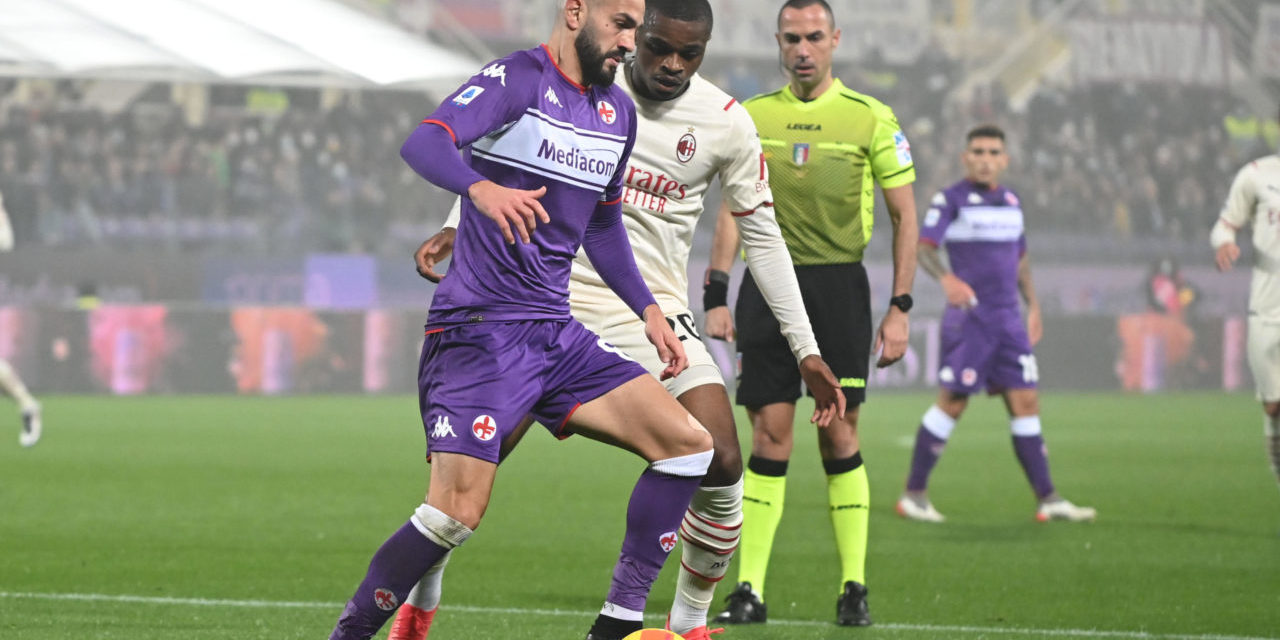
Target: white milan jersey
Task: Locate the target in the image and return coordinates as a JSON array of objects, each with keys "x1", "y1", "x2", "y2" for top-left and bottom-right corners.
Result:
[
  {"x1": 445, "y1": 70, "x2": 820, "y2": 362},
  {"x1": 569, "y1": 70, "x2": 819, "y2": 361},
  {"x1": 1221, "y1": 155, "x2": 1280, "y2": 321}
]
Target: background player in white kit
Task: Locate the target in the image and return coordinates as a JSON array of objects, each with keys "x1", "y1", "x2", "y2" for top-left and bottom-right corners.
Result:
[
  {"x1": 1211, "y1": 106, "x2": 1280, "y2": 496},
  {"x1": 0, "y1": 188, "x2": 41, "y2": 448},
  {"x1": 404, "y1": 1, "x2": 845, "y2": 638}
]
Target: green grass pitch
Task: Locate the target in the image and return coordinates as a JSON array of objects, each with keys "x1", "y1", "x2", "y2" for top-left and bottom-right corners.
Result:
[{"x1": 1, "y1": 392, "x2": 1277, "y2": 639}]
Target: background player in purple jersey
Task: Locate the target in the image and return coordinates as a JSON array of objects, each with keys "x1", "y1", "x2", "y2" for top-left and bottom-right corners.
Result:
[
  {"x1": 896, "y1": 124, "x2": 1096, "y2": 524},
  {"x1": 326, "y1": 2, "x2": 716, "y2": 639}
]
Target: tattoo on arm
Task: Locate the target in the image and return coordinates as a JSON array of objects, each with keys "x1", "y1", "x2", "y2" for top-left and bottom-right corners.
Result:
[{"x1": 918, "y1": 243, "x2": 950, "y2": 281}]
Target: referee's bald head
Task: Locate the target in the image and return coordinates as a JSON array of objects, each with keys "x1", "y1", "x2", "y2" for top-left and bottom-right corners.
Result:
[{"x1": 778, "y1": 0, "x2": 834, "y2": 29}]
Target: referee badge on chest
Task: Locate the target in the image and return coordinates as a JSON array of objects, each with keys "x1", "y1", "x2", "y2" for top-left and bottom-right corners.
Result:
[{"x1": 792, "y1": 142, "x2": 810, "y2": 166}]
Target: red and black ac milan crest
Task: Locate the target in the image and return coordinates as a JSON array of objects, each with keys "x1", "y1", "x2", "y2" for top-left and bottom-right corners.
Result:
[{"x1": 676, "y1": 132, "x2": 697, "y2": 163}]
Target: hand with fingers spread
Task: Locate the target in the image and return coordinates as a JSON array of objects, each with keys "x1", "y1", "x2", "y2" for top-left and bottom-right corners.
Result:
[
  {"x1": 642, "y1": 306, "x2": 688, "y2": 380},
  {"x1": 799, "y1": 354, "x2": 846, "y2": 427},
  {"x1": 414, "y1": 228, "x2": 457, "y2": 283},
  {"x1": 466, "y1": 181, "x2": 550, "y2": 244}
]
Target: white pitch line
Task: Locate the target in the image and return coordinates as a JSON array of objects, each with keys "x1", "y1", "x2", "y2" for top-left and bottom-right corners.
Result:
[{"x1": 0, "y1": 591, "x2": 1274, "y2": 640}]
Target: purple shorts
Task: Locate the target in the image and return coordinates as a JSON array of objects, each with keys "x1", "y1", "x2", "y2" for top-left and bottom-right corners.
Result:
[
  {"x1": 417, "y1": 319, "x2": 647, "y2": 463},
  {"x1": 938, "y1": 305, "x2": 1038, "y2": 394}
]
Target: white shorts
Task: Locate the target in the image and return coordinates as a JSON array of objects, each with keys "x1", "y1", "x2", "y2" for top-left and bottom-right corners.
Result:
[
  {"x1": 586, "y1": 307, "x2": 725, "y2": 399},
  {"x1": 1248, "y1": 317, "x2": 1280, "y2": 402}
]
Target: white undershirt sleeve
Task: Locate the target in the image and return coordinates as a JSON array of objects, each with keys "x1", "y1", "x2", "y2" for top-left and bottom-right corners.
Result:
[{"x1": 737, "y1": 204, "x2": 821, "y2": 362}]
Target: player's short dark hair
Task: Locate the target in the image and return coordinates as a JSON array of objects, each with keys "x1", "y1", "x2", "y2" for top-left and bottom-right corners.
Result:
[
  {"x1": 777, "y1": 0, "x2": 835, "y2": 29},
  {"x1": 967, "y1": 124, "x2": 1006, "y2": 143},
  {"x1": 646, "y1": 0, "x2": 713, "y2": 29}
]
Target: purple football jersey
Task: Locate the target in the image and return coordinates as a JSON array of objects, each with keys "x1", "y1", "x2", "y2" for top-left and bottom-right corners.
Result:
[
  {"x1": 920, "y1": 179, "x2": 1026, "y2": 310},
  {"x1": 419, "y1": 45, "x2": 638, "y2": 325}
]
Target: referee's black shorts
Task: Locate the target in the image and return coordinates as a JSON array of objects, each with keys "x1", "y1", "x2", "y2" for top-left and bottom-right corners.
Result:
[{"x1": 734, "y1": 262, "x2": 871, "y2": 409}]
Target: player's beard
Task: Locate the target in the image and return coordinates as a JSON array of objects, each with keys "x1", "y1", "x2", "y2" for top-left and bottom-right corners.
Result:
[{"x1": 575, "y1": 22, "x2": 623, "y2": 87}]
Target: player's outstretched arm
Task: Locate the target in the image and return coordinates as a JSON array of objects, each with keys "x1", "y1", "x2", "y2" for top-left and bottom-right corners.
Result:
[
  {"x1": 1017, "y1": 253, "x2": 1043, "y2": 346},
  {"x1": 705, "y1": 202, "x2": 740, "y2": 341},
  {"x1": 875, "y1": 184, "x2": 917, "y2": 368}
]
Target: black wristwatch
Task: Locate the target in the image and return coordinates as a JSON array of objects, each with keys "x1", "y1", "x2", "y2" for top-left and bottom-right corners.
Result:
[{"x1": 889, "y1": 294, "x2": 913, "y2": 313}]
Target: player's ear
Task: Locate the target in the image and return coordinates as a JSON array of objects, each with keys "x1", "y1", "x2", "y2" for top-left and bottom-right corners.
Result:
[
  {"x1": 830, "y1": 28, "x2": 841, "y2": 48},
  {"x1": 564, "y1": 0, "x2": 585, "y2": 30}
]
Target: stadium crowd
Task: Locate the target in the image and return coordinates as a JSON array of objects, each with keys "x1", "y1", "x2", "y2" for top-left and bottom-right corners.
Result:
[
  {"x1": 0, "y1": 81, "x2": 445, "y2": 255},
  {"x1": 0, "y1": 20, "x2": 1272, "y2": 260}
]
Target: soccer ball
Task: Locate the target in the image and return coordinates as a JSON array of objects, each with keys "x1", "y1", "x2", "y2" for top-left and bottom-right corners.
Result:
[{"x1": 621, "y1": 630, "x2": 684, "y2": 640}]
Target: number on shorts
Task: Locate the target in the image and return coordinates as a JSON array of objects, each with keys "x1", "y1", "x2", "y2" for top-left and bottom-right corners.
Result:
[
  {"x1": 597, "y1": 337, "x2": 637, "y2": 362},
  {"x1": 1019, "y1": 354, "x2": 1039, "y2": 383},
  {"x1": 665, "y1": 313, "x2": 701, "y2": 342}
]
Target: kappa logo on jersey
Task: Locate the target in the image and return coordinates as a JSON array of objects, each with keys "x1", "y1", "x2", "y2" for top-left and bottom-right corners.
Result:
[
  {"x1": 793, "y1": 143, "x2": 810, "y2": 166},
  {"x1": 676, "y1": 131, "x2": 697, "y2": 163},
  {"x1": 431, "y1": 415, "x2": 456, "y2": 439},
  {"x1": 597, "y1": 100, "x2": 617, "y2": 125},
  {"x1": 658, "y1": 530, "x2": 679, "y2": 553},
  {"x1": 544, "y1": 87, "x2": 562, "y2": 108},
  {"x1": 373, "y1": 588, "x2": 399, "y2": 611},
  {"x1": 968, "y1": 192, "x2": 984, "y2": 205},
  {"x1": 893, "y1": 130, "x2": 913, "y2": 165},
  {"x1": 452, "y1": 85, "x2": 485, "y2": 107},
  {"x1": 1005, "y1": 191, "x2": 1020, "y2": 206},
  {"x1": 471, "y1": 415, "x2": 498, "y2": 441},
  {"x1": 480, "y1": 63, "x2": 507, "y2": 86},
  {"x1": 932, "y1": 192, "x2": 947, "y2": 206}
]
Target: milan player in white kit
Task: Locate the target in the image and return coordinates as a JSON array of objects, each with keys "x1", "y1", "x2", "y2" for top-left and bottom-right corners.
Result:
[
  {"x1": 0, "y1": 189, "x2": 41, "y2": 447},
  {"x1": 399, "y1": 1, "x2": 845, "y2": 638},
  {"x1": 1212, "y1": 111, "x2": 1280, "y2": 497}
]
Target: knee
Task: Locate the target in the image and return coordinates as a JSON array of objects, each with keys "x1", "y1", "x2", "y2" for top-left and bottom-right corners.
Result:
[
  {"x1": 708, "y1": 436, "x2": 743, "y2": 482},
  {"x1": 413, "y1": 503, "x2": 474, "y2": 550}
]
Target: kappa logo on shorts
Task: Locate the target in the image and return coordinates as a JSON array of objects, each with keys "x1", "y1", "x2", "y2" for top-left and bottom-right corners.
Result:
[
  {"x1": 431, "y1": 415, "x2": 456, "y2": 439},
  {"x1": 471, "y1": 415, "x2": 498, "y2": 441},
  {"x1": 373, "y1": 588, "x2": 399, "y2": 611},
  {"x1": 658, "y1": 530, "x2": 679, "y2": 553},
  {"x1": 961, "y1": 368, "x2": 978, "y2": 386},
  {"x1": 939, "y1": 366, "x2": 955, "y2": 383}
]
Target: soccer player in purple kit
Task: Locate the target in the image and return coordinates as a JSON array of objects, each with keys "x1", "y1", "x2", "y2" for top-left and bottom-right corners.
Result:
[
  {"x1": 326, "y1": 2, "x2": 716, "y2": 639},
  {"x1": 896, "y1": 124, "x2": 1096, "y2": 524}
]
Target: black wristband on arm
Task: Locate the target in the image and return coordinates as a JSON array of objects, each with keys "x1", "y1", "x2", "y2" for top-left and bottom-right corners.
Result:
[{"x1": 703, "y1": 269, "x2": 731, "y2": 310}]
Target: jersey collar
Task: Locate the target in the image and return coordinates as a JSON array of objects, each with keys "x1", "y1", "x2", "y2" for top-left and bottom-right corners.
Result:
[{"x1": 783, "y1": 77, "x2": 845, "y2": 106}]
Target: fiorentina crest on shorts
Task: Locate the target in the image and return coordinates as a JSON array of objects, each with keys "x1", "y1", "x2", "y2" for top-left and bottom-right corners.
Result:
[
  {"x1": 472, "y1": 415, "x2": 497, "y2": 441},
  {"x1": 658, "y1": 530, "x2": 679, "y2": 553},
  {"x1": 792, "y1": 143, "x2": 809, "y2": 166},
  {"x1": 373, "y1": 588, "x2": 398, "y2": 611}
]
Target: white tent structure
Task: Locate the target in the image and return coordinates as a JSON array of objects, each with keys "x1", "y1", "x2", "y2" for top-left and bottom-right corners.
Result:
[{"x1": 0, "y1": 0, "x2": 484, "y2": 92}]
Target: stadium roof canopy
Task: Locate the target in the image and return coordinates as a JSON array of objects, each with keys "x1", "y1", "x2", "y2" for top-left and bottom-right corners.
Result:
[{"x1": 0, "y1": 0, "x2": 483, "y2": 92}]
